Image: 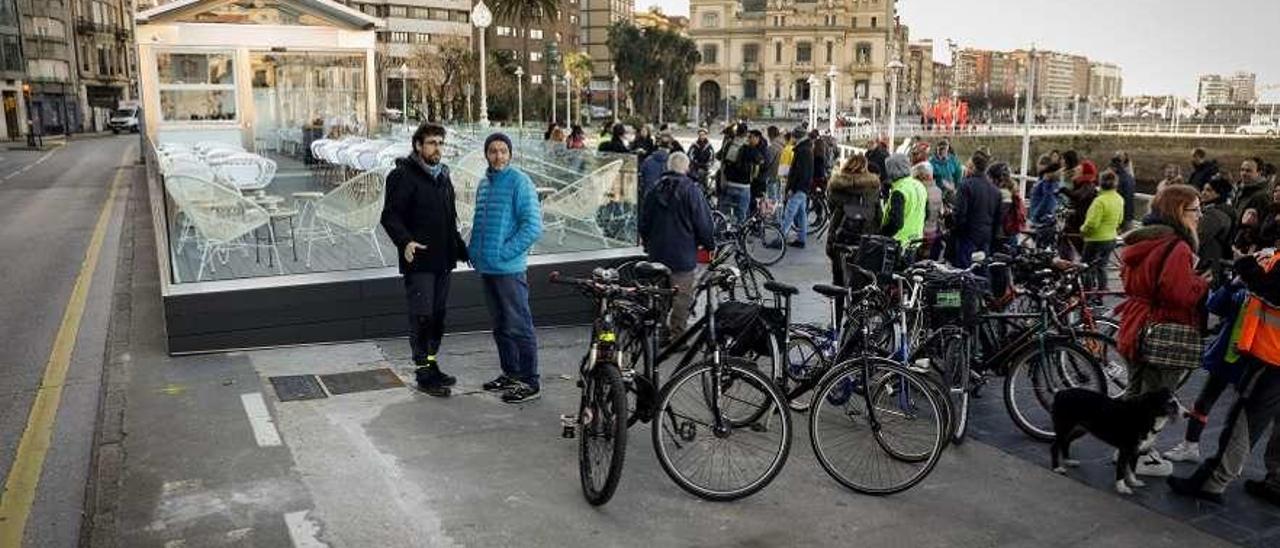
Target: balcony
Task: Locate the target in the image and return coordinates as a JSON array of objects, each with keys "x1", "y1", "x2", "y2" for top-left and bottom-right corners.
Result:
[{"x1": 741, "y1": 62, "x2": 761, "y2": 73}]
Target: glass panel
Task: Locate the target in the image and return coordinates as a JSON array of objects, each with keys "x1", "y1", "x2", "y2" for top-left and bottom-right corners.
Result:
[
  {"x1": 159, "y1": 89, "x2": 236, "y2": 121},
  {"x1": 157, "y1": 52, "x2": 234, "y2": 85}
]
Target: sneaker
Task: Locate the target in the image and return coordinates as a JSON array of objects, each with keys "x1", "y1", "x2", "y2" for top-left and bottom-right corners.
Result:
[
  {"x1": 1135, "y1": 450, "x2": 1174, "y2": 477},
  {"x1": 501, "y1": 382, "x2": 541, "y2": 404},
  {"x1": 414, "y1": 367, "x2": 451, "y2": 397},
  {"x1": 1164, "y1": 441, "x2": 1201, "y2": 463},
  {"x1": 1244, "y1": 480, "x2": 1280, "y2": 506},
  {"x1": 1167, "y1": 475, "x2": 1225, "y2": 504},
  {"x1": 416, "y1": 359, "x2": 457, "y2": 387},
  {"x1": 483, "y1": 375, "x2": 518, "y2": 392}
]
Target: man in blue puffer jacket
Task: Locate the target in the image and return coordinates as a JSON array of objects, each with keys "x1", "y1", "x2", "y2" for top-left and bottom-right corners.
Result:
[{"x1": 469, "y1": 133, "x2": 544, "y2": 403}]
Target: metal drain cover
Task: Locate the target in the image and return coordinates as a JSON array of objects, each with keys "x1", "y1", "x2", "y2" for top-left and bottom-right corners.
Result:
[
  {"x1": 269, "y1": 375, "x2": 328, "y2": 402},
  {"x1": 318, "y1": 368, "x2": 404, "y2": 395}
]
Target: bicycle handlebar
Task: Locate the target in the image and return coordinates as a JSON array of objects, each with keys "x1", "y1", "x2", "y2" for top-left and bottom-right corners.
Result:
[{"x1": 548, "y1": 271, "x2": 679, "y2": 298}]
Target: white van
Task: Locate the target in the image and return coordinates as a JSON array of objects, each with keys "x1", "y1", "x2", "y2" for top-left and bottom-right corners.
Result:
[{"x1": 109, "y1": 106, "x2": 140, "y2": 134}]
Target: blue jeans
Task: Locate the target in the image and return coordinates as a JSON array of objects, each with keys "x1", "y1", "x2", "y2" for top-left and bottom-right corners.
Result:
[
  {"x1": 481, "y1": 273, "x2": 539, "y2": 389},
  {"x1": 782, "y1": 191, "x2": 808, "y2": 244},
  {"x1": 721, "y1": 184, "x2": 751, "y2": 224},
  {"x1": 950, "y1": 237, "x2": 989, "y2": 269}
]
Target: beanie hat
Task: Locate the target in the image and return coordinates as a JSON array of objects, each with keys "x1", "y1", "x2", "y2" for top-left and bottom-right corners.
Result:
[
  {"x1": 1207, "y1": 175, "x2": 1234, "y2": 201},
  {"x1": 484, "y1": 132, "x2": 513, "y2": 155}
]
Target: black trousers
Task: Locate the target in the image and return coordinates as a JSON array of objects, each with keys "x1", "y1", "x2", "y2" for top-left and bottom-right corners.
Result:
[{"x1": 405, "y1": 271, "x2": 451, "y2": 364}]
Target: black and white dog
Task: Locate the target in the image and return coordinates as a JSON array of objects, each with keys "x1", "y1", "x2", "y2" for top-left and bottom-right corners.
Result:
[{"x1": 1050, "y1": 388, "x2": 1180, "y2": 495}]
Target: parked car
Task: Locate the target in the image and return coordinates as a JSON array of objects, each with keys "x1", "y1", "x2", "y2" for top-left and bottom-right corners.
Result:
[
  {"x1": 109, "y1": 107, "x2": 139, "y2": 134},
  {"x1": 589, "y1": 105, "x2": 612, "y2": 119},
  {"x1": 1236, "y1": 122, "x2": 1278, "y2": 136}
]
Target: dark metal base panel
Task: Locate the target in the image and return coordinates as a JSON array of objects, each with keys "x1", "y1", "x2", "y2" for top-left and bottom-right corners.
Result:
[{"x1": 163, "y1": 256, "x2": 639, "y2": 354}]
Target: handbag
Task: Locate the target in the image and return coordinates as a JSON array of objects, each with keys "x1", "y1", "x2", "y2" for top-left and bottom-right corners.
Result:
[{"x1": 1139, "y1": 238, "x2": 1203, "y2": 370}]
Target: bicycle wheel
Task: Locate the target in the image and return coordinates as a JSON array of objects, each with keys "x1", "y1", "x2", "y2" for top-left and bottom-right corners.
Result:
[
  {"x1": 784, "y1": 332, "x2": 827, "y2": 412},
  {"x1": 579, "y1": 362, "x2": 629, "y2": 505},
  {"x1": 1003, "y1": 339, "x2": 1105, "y2": 441},
  {"x1": 741, "y1": 221, "x2": 786, "y2": 266},
  {"x1": 942, "y1": 334, "x2": 972, "y2": 444},
  {"x1": 652, "y1": 358, "x2": 792, "y2": 501},
  {"x1": 1073, "y1": 331, "x2": 1129, "y2": 399},
  {"x1": 729, "y1": 260, "x2": 776, "y2": 307},
  {"x1": 807, "y1": 194, "x2": 829, "y2": 238},
  {"x1": 809, "y1": 358, "x2": 946, "y2": 495}
]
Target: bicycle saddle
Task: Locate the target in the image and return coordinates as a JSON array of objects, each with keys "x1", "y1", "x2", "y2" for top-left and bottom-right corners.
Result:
[
  {"x1": 633, "y1": 261, "x2": 672, "y2": 280},
  {"x1": 763, "y1": 280, "x2": 799, "y2": 296},
  {"x1": 811, "y1": 284, "x2": 848, "y2": 299}
]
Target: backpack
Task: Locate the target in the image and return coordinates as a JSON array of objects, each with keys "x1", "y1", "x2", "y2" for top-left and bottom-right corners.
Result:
[
  {"x1": 833, "y1": 191, "x2": 880, "y2": 246},
  {"x1": 1002, "y1": 193, "x2": 1026, "y2": 237}
]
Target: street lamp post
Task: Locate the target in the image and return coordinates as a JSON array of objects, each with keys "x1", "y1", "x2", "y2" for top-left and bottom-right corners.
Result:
[
  {"x1": 658, "y1": 78, "x2": 664, "y2": 126},
  {"x1": 551, "y1": 74, "x2": 557, "y2": 125},
  {"x1": 1072, "y1": 94, "x2": 1080, "y2": 126},
  {"x1": 887, "y1": 59, "x2": 904, "y2": 151},
  {"x1": 564, "y1": 70, "x2": 572, "y2": 127},
  {"x1": 1018, "y1": 46, "x2": 1037, "y2": 198},
  {"x1": 471, "y1": 0, "x2": 493, "y2": 128},
  {"x1": 1013, "y1": 91, "x2": 1020, "y2": 127},
  {"x1": 465, "y1": 83, "x2": 473, "y2": 124},
  {"x1": 807, "y1": 74, "x2": 817, "y2": 129},
  {"x1": 612, "y1": 70, "x2": 619, "y2": 125},
  {"x1": 827, "y1": 65, "x2": 838, "y2": 136},
  {"x1": 514, "y1": 66, "x2": 524, "y2": 139},
  {"x1": 399, "y1": 63, "x2": 409, "y2": 132}
]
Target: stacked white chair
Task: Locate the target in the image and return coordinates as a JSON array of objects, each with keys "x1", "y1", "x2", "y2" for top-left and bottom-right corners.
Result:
[
  {"x1": 305, "y1": 166, "x2": 391, "y2": 268},
  {"x1": 166, "y1": 174, "x2": 280, "y2": 281}
]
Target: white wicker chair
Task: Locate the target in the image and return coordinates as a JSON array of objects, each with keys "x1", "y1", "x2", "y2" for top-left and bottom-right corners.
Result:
[
  {"x1": 167, "y1": 175, "x2": 279, "y2": 280},
  {"x1": 305, "y1": 167, "x2": 391, "y2": 268},
  {"x1": 209, "y1": 153, "x2": 277, "y2": 194}
]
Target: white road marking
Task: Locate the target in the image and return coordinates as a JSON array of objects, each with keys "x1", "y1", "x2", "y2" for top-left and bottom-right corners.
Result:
[
  {"x1": 2, "y1": 146, "x2": 61, "y2": 181},
  {"x1": 284, "y1": 510, "x2": 328, "y2": 547},
  {"x1": 240, "y1": 393, "x2": 283, "y2": 447}
]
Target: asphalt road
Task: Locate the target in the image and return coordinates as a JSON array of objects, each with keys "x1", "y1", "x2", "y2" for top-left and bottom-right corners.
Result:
[{"x1": 0, "y1": 136, "x2": 137, "y2": 546}]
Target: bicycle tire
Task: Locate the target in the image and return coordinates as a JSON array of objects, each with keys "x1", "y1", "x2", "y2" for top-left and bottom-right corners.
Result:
[
  {"x1": 1071, "y1": 330, "x2": 1128, "y2": 399},
  {"x1": 809, "y1": 358, "x2": 946, "y2": 495},
  {"x1": 579, "y1": 362, "x2": 629, "y2": 505},
  {"x1": 944, "y1": 335, "x2": 971, "y2": 445},
  {"x1": 1003, "y1": 339, "x2": 1105, "y2": 441},
  {"x1": 652, "y1": 358, "x2": 792, "y2": 501},
  {"x1": 741, "y1": 221, "x2": 787, "y2": 266},
  {"x1": 807, "y1": 194, "x2": 829, "y2": 237}
]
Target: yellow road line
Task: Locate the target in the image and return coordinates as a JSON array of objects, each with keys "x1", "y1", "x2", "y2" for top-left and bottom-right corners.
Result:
[{"x1": 0, "y1": 145, "x2": 133, "y2": 546}]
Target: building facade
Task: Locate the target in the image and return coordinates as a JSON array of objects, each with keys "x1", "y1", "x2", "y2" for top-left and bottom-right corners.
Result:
[
  {"x1": 72, "y1": 0, "x2": 137, "y2": 132},
  {"x1": 0, "y1": 0, "x2": 25, "y2": 139},
  {"x1": 1088, "y1": 62, "x2": 1122, "y2": 101},
  {"x1": 687, "y1": 0, "x2": 898, "y2": 123},
  {"x1": 1198, "y1": 74, "x2": 1232, "y2": 106},
  {"x1": 486, "y1": 0, "x2": 580, "y2": 89},
  {"x1": 904, "y1": 39, "x2": 932, "y2": 108},
  {"x1": 634, "y1": 5, "x2": 686, "y2": 34},
  {"x1": 19, "y1": 0, "x2": 81, "y2": 134},
  {"x1": 581, "y1": 0, "x2": 632, "y2": 97},
  {"x1": 1229, "y1": 70, "x2": 1256, "y2": 104}
]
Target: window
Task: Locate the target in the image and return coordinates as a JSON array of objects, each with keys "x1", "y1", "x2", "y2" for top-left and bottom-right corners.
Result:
[
  {"x1": 826, "y1": 41, "x2": 833, "y2": 64},
  {"x1": 775, "y1": 42, "x2": 782, "y2": 63},
  {"x1": 390, "y1": 31, "x2": 408, "y2": 42},
  {"x1": 856, "y1": 42, "x2": 872, "y2": 64},
  {"x1": 387, "y1": 5, "x2": 406, "y2": 17},
  {"x1": 531, "y1": 29, "x2": 543, "y2": 40},
  {"x1": 531, "y1": 74, "x2": 543, "y2": 84},
  {"x1": 497, "y1": 26, "x2": 513, "y2": 37},
  {"x1": 411, "y1": 7, "x2": 429, "y2": 18},
  {"x1": 852, "y1": 16, "x2": 857, "y2": 28},
  {"x1": 25, "y1": 16, "x2": 66, "y2": 39},
  {"x1": 413, "y1": 33, "x2": 430, "y2": 44},
  {"x1": 28, "y1": 59, "x2": 71, "y2": 81},
  {"x1": 530, "y1": 51, "x2": 542, "y2": 62},
  {"x1": 796, "y1": 42, "x2": 812, "y2": 64},
  {"x1": 156, "y1": 51, "x2": 236, "y2": 122},
  {"x1": 700, "y1": 44, "x2": 718, "y2": 64},
  {"x1": 0, "y1": 35, "x2": 22, "y2": 73},
  {"x1": 450, "y1": 11, "x2": 468, "y2": 23},
  {"x1": 556, "y1": 32, "x2": 562, "y2": 42},
  {"x1": 742, "y1": 43, "x2": 758, "y2": 64},
  {"x1": 773, "y1": 80, "x2": 780, "y2": 99},
  {"x1": 97, "y1": 44, "x2": 108, "y2": 75},
  {"x1": 569, "y1": 14, "x2": 577, "y2": 24},
  {"x1": 700, "y1": 12, "x2": 719, "y2": 28},
  {"x1": 362, "y1": 5, "x2": 376, "y2": 15},
  {"x1": 744, "y1": 79, "x2": 757, "y2": 100},
  {"x1": 871, "y1": 16, "x2": 877, "y2": 28}
]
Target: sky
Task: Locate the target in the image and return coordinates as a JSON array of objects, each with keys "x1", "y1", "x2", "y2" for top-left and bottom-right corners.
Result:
[{"x1": 636, "y1": 0, "x2": 1280, "y2": 99}]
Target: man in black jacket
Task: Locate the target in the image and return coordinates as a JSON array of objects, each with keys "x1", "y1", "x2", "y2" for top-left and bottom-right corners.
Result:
[
  {"x1": 950, "y1": 150, "x2": 1001, "y2": 267},
  {"x1": 381, "y1": 123, "x2": 469, "y2": 397},
  {"x1": 780, "y1": 128, "x2": 814, "y2": 248},
  {"x1": 638, "y1": 152, "x2": 715, "y2": 339},
  {"x1": 597, "y1": 123, "x2": 630, "y2": 154},
  {"x1": 1188, "y1": 147, "x2": 1220, "y2": 190}
]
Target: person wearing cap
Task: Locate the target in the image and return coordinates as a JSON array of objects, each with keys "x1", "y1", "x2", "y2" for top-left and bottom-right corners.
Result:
[
  {"x1": 381, "y1": 122, "x2": 468, "y2": 397},
  {"x1": 688, "y1": 128, "x2": 715, "y2": 190},
  {"x1": 1061, "y1": 150, "x2": 1098, "y2": 260},
  {"x1": 470, "y1": 133, "x2": 544, "y2": 404},
  {"x1": 950, "y1": 149, "x2": 1002, "y2": 268},
  {"x1": 879, "y1": 153, "x2": 927, "y2": 248},
  {"x1": 1198, "y1": 174, "x2": 1236, "y2": 285},
  {"x1": 638, "y1": 131, "x2": 673, "y2": 202}
]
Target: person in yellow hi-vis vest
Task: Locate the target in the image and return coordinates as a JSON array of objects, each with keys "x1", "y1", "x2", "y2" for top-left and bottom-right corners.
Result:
[{"x1": 1169, "y1": 250, "x2": 1280, "y2": 505}]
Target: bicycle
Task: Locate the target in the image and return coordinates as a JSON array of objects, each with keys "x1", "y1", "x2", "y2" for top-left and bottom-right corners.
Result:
[{"x1": 554, "y1": 263, "x2": 794, "y2": 503}]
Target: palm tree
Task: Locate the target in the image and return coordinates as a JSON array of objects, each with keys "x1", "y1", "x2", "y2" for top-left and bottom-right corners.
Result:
[
  {"x1": 490, "y1": 0, "x2": 559, "y2": 83},
  {"x1": 562, "y1": 51, "x2": 593, "y2": 125}
]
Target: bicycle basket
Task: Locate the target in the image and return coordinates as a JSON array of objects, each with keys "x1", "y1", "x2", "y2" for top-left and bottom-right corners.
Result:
[
  {"x1": 924, "y1": 272, "x2": 984, "y2": 327},
  {"x1": 714, "y1": 301, "x2": 777, "y2": 356},
  {"x1": 854, "y1": 234, "x2": 902, "y2": 281}
]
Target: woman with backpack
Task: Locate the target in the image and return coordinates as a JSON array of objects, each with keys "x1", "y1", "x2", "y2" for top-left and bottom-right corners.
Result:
[{"x1": 826, "y1": 153, "x2": 882, "y2": 324}]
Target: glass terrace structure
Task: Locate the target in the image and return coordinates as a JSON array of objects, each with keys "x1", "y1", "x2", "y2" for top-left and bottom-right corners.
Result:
[{"x1": 135, "y1": 0, "x2": 639, "y2": 353}]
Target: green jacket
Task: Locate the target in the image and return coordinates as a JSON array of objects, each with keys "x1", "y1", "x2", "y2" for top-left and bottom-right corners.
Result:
[
  {"x1": 1081, "y1": 188, "x2": 1124, "y2": 242},
  {"x1": 884, "y1": 176, "x2": 927, "y2": 246}
]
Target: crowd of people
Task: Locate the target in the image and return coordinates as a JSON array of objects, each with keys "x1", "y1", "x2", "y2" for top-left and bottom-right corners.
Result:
[{"x1": 386, "y1": 117, "x2": 1280, "y2": 505}]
